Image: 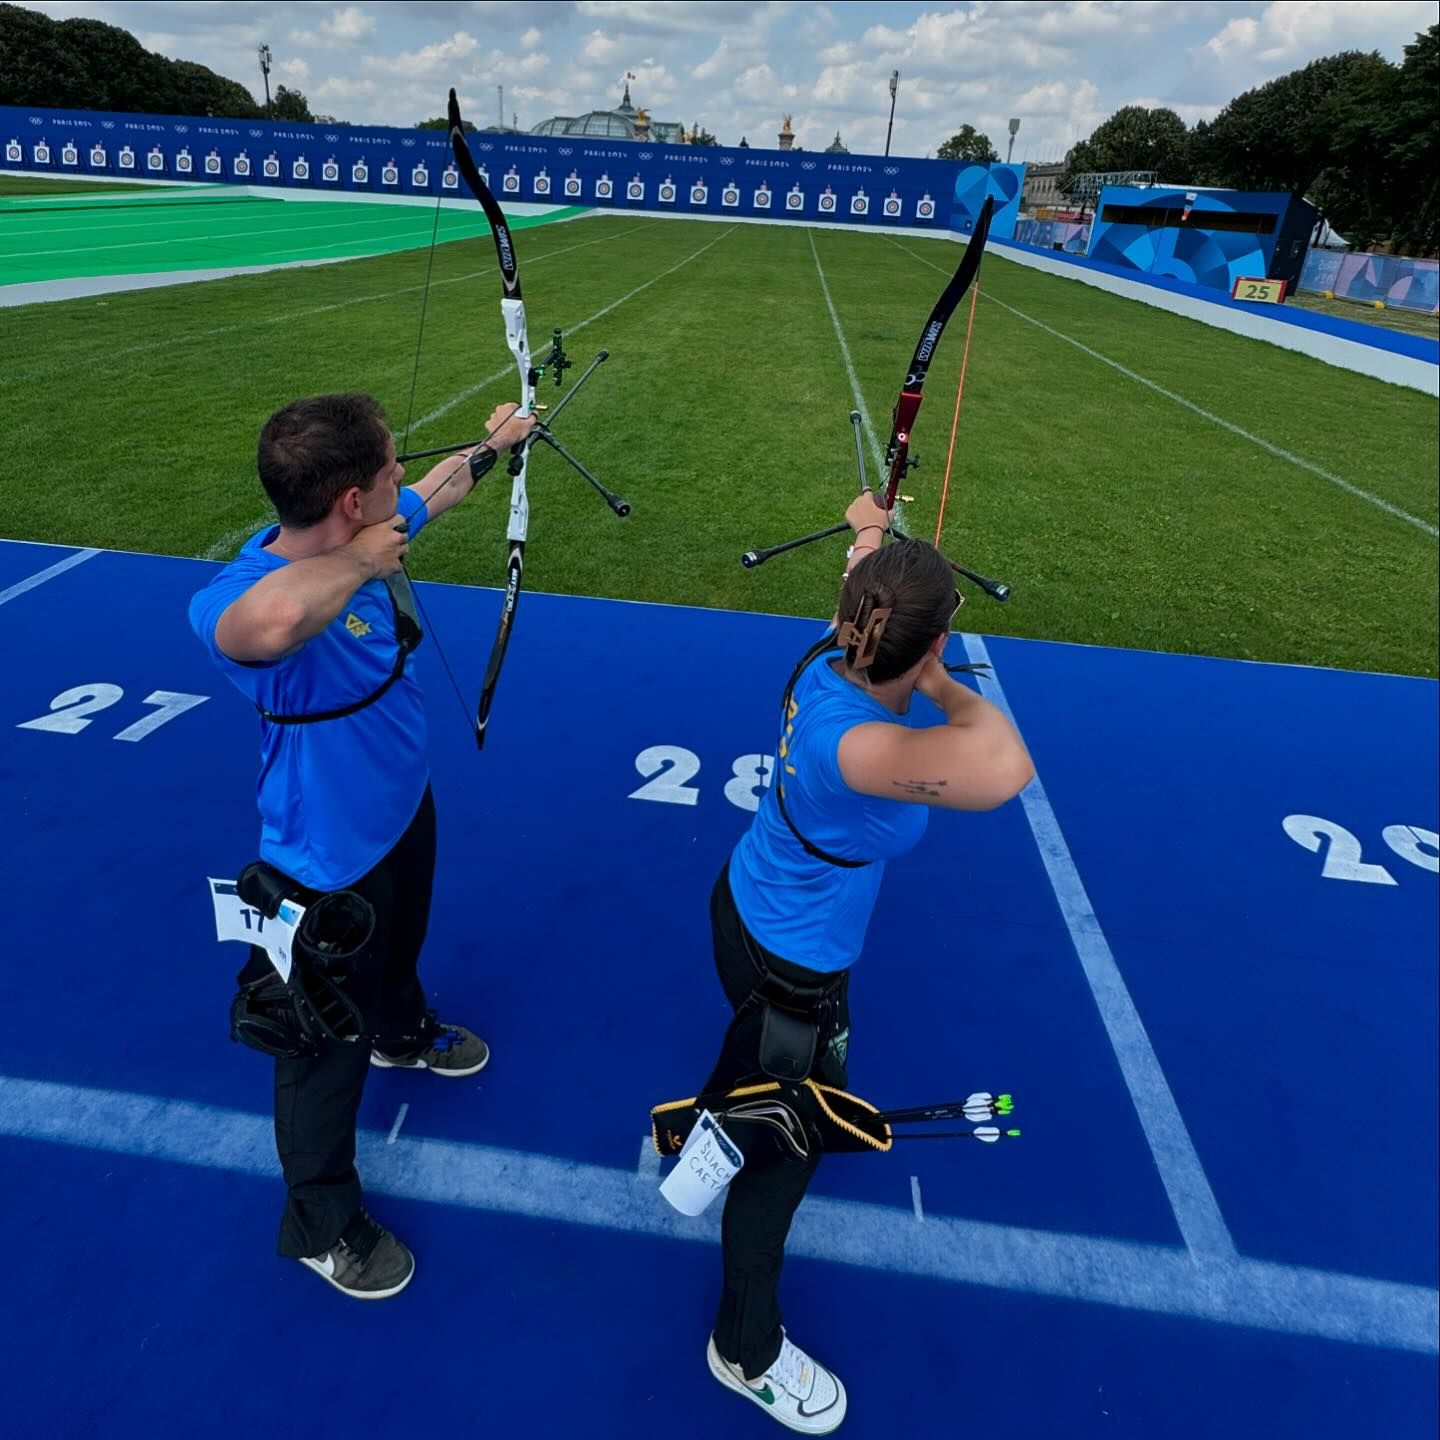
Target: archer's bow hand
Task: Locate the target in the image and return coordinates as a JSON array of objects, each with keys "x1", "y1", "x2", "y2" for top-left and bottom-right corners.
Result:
[
  {"x1": 484, "y1": 402, "x2": 538, "y2": 453},
  {"x1": 845, "y1": 491, "x2": 892, "y2": 530},
  {"x1": 419, "y1": 404, "x2": 541, "y2": 516},
  {"x1": 844, "y1": 491, "x2": 891, "y2": 551}
]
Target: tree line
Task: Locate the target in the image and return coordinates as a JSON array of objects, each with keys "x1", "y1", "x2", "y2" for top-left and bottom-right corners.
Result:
[
  {"x1": 0, "y1": 2, "x2": 723, "y2": 143},
  {"x1": 938, "y1": 23, "x2": 1437, "y2": 254},
  {"x1": 0, "y1": 2, "x2": 325, "y2": 123}
]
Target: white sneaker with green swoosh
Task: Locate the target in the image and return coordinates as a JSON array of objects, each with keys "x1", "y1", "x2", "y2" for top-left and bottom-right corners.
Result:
[{"x1": 707, "y1": 1331, "x2": 847, "y2": 1434}]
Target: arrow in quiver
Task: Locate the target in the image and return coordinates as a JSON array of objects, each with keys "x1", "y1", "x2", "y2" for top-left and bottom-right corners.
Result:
[{"x1": 650, "y1": 1082, "x2": 1019, "y2": 1163}]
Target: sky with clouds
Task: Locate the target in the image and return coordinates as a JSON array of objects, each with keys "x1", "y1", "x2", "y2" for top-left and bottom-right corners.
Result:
[{"x1": 21, "y1": 1, "x2": 1438, "y2": 160}]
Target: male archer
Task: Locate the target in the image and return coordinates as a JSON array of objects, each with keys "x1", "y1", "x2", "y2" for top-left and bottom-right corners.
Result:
[{"x1": 189, "y1": 391, "x2": 534, "y2": 1299}]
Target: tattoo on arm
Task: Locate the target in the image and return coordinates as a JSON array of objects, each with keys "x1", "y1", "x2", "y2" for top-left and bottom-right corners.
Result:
[{"x1": 891, "y1": 778, "x2": 949, "y2": 798}]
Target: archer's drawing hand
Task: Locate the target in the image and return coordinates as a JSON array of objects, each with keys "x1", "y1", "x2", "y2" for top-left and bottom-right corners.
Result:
[
  {"x1": 913, "y1": 651, "x2": 955, "y2": 707},
  {"x1": 349, "y1": 515, "x2": 411, "y2": 579},
  {"x1": 483, "y1": 402, "x2": 538, "y2": 453}
]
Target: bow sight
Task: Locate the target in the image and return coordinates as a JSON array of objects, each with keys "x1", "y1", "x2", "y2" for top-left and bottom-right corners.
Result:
[
  {"x1": 535, "y1": 328, "x2": 572, "y2": 388},
  {"x1": 394, "y1": 326, "x2": 627, "y2": 519}
]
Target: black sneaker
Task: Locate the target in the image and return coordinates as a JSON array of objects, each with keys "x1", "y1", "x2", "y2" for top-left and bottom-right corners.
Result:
[
  {"x1": 298, "y1": 1213, "x2": 415, "y2": 1300},
  {"x1": 371, "y1": 1021, "x2": 489, "y2": 1078}
]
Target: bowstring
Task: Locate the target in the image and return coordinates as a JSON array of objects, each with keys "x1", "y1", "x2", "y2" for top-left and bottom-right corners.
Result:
[
  {"x1": 393, "y1": 175, "x2": 478, "y2": 737},
  {"x1": 933, "y1": 277, "x2": 982, "y2": 549}
]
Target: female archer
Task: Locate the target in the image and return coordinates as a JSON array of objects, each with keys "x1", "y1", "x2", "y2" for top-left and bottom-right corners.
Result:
[{"x1": 698, "y1": 490, "x2": 1034, "y2": 1434}]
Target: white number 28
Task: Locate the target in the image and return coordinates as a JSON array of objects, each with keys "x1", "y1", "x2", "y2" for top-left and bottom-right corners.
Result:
[{"x1": 629, "y1": 746, "x2": 773, "y2": 812}]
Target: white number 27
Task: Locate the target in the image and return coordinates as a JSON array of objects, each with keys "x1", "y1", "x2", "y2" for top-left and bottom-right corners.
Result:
[{"x1": 18, "y1": 684, "x2": 209, "y2": 742}]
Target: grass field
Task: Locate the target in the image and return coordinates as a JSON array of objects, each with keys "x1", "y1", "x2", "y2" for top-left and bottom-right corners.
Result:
[
  {"x1": 0, "y1": 181, "x2": 588, "y2": 281},
  {"x1": 1287, "y1": 289, "x2": 1439, "y2": 340},
  {"x1": 2, "y1": 188, "x2": 1436, "y2": 678},
  {"x1": 0, "y1": 175, "x2": 166, "y2": 197}
]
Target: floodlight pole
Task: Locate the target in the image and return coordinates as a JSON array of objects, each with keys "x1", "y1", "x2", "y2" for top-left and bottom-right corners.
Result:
[
  {"x1": 1007, "y1": 117, "x2": 1020, "y2": 164},
  {"x1": 884, "y1": 70, "x2": 899, "y2": 156},
  {"x1": 258, "y1": 44, "x2": 272, "y2": 113}
]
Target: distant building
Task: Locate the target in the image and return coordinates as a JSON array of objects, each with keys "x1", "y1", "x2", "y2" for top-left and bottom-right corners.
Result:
[
  {"x1": 825, "y1": 131, "x2": 848, "y2": 154},
  {"x1": 531, "y1": 81, "x2": 686, "y2": 144},
  {"x1": 1021, "y1": 161, "x2": 1066, "y2": 214}
]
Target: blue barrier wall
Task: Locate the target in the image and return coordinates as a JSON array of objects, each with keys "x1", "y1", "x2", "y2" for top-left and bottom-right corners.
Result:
[
  {"x1": 1087, "y1": 185, "x2": 1319, "y2": 294},
  {"x1": 1300, "y1": 249, "x2": 1440, "y2": 313},
  {"x1": 994, "y1": 234, "x2": 1439, "y2": 388},
  {"x1": 1014, "y1": 218, "x2": 1091, "y2": 254},
  {"x1": 0, "y1": 105, "x2": 1024, "y2": 239},
  {"x1": 952, "y1": 158, "x2": 1023, "y2": 238}
]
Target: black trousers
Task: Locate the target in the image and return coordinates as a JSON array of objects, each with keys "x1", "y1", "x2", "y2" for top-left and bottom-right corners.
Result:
[
  {"x1": 237, "y1": 786, "x2": 438, "y2": 1259},
  {"x1": 703, "y1": 861, "x2": 852, "y2": 1381}
]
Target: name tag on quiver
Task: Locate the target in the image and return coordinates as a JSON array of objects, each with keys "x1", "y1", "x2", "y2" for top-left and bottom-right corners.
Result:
[
  {"x1": 208, "y1": 878, "x2": 306, "y2": 982},
  {"x1": 659, "y1": 1110, "x2": 744, "y2": 1216}
]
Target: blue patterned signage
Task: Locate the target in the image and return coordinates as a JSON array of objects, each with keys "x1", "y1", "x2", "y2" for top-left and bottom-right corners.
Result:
[{"x1": 0, "y1": 104, "x2": 1025, "y2": 239}]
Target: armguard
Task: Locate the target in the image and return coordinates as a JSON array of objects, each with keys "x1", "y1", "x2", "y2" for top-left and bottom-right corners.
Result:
[{"x1": 468, "y1": 444, "x2": 499, "y2": 483}]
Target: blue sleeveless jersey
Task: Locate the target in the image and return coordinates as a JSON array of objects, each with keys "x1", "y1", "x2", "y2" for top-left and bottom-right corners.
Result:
[
  {"x1": 729, "y1": 640, "x2": 929, "y2": 972},
  {"x1": 188, "y1": 488, "x2": 431, "y2": 890}
]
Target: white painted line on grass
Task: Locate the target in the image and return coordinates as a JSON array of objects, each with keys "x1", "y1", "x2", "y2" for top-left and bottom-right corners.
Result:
[
  {"x1": 192, "y1": 222, "x2": 674, "y2": 561},
  {"x1": 889, "y1": 237, "x2": 1438, "y2": 539},
  {"x1": 387, "y1": 1102, "x2": 410, "y2": 1145},
  {"x1": 0, "y1": 548, "x2": 100, "y2": 606},
  {"x1": 2, "y1": 220, "x2": 662, "y2": 385},
  {"x1": 202, "y1": 512, "x2": 270, "y2": 562},
  {"x1": 806, "y1": 229, "x2": 893, "y2": 518},
  {"x1": 0, "y1": 209, "x2": 432, "y2": 261},
  {"x1": 2, "y1": 1073, "x2": 1433, "y2": 1354},
  {"x1": 9, "y1": 199, "x2": 537, "y2": 245},
  {"x1": 960, "y1": 633, "x2": 1236, "y2": 1261},
  {"x1": 9, "y1": 204, "x2": 458, "y2": 245},
  {"x1": 410, "y1": 224, "x2": 739, "y2": 434},
  {"x1": 910, "y1": 1175, "x2": 925, "y2": 1223}
]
